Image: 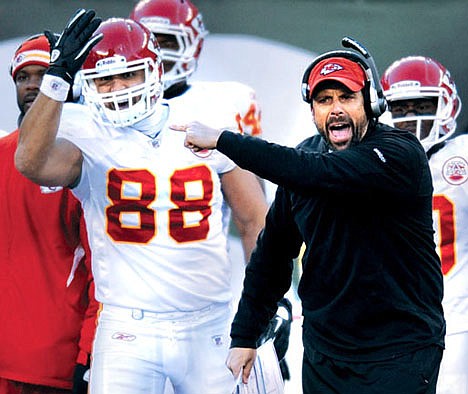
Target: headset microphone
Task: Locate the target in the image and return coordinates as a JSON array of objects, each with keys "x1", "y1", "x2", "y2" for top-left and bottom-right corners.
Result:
[
  {"x1": 342, "y1": 36, "x2": 387, "y2": 116},
  {"x1": 342, "y1": 37, "x2": 370, "y2": 58}
]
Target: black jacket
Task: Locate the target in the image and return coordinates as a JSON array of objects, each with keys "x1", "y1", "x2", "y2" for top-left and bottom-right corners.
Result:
[{"x1": 221, "y1": 122, "x2": 445, "y2": 362}]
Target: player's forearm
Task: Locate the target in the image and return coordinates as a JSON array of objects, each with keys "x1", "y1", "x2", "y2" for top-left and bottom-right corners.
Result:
[
  {"x1": 237, "y1": 219, "x2": 264, "y2": 262},
  {"x1": 15, "y1": 92, "x2": 63, "y2": 183},
  {"x1": 16, "y1": 9, "x2": 101, "y2": 187},
  {"x1": 236, "y1": 195, "x2": 267, "y2": 262}
]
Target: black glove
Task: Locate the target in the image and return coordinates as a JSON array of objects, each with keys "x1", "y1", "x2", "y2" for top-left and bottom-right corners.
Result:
[
  {"x1": 72, "y1": 362, "x2": 90, "y2": 394},
  {"x1": 272, "y1": 298, "x2": 292, "y2": 362},
  {"x1": 257, "y1": 297, "x2": 293, "y2": 380},
  {"x1": 44, "y1": 8, "x2": 102, "y2": 85},
  {"x1": 258, "y1": 298, "x2": 293, "y2": 360}
]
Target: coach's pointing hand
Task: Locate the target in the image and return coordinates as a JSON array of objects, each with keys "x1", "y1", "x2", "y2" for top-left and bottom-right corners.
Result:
[{"x1": 171, "y1": 121, "x2": 224, "y2": 151}]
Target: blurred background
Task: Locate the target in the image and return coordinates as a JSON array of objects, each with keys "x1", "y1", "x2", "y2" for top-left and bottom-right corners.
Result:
[{"x1": 1, "y1": 0, "x2": 468, "y2": 131}]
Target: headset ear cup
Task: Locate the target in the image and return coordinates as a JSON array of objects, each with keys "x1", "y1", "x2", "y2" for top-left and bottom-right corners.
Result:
[
  {"x1": 369, "y1": 84, "x2": 388, "y2": 118},
  {"x1": 371, "y1": 72, "x2": 388, "y2": 117},
  {"x1": 377, "y1": 91, "x2": 388, "y2": 117},
  {"x1": 367, "y1": 78, "x2": 388, "y2": 118},
  {"x1": 301, "y1": 63, "x2": 314, "y2": 103},
  {"x1": 362, "y1": 83, "x2": 371, "y2": 118},
  {"x1": 368, "y1": 84, "x2": 379, "y2": 116}
]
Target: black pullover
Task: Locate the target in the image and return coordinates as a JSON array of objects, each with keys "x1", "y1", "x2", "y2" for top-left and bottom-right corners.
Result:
[{"x1": 220, "y1": 122, "x2": 445, "y2": 361}]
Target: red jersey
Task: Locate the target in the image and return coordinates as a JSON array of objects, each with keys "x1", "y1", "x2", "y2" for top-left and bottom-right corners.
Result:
[{"x1": 0, "y1": 131, "x2": 97, "y2": 389}]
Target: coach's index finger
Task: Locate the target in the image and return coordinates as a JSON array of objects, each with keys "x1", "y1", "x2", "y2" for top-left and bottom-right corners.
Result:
[{"x1": 169, "y1": 124, "x2": 189, "y2": 132}]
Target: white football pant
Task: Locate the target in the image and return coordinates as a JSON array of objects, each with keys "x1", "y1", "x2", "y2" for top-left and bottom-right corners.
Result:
[{"x1": 89, "y1": 302, "x2": 236, "y2": 394}]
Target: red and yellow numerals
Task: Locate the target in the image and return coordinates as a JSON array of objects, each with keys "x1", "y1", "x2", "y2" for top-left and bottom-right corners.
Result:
[
  {"x1": 433, "y1": 194, "x2": 456, "y2": 275},
  {"x1": 236, "y1": 103, "x2": 262, "y2": 137},
  {"x1": 106, "y1": 169, "x2": 156, "y2": 243},
  {"x1": 170, "y1": 166, "x2": 213, "y2": 242},
  {"x1": 106, "y1": 165, "x2": 213, "y2": 244}
]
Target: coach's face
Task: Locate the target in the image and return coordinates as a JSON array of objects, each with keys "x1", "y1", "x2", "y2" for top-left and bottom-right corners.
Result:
[{"x1": 312, "y1": 81, "x2": 369, "y2": 151}]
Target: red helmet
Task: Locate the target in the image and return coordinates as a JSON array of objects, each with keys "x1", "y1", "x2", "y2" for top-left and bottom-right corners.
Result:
[
  {"x1": 130, "y1": 0, "x2": 207, "y2": 89},
  {"x1": 381, "y1": 56, "x2": 461, "y2": 149},
  {"x1": 80, "y1": 18, "x2": 163, "y2": 127}
]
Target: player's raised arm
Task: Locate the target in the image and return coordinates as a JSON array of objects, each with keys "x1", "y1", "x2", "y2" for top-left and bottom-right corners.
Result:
[{"x1": 15, "y1": 9, "x2": 102, "y2": 187}]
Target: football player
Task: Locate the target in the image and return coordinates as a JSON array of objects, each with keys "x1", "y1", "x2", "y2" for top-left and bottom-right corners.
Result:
[
  {"x1": 381, "y1": 56, "x2": 468, "y2": 394},
  {"x1": 16, "y1": 10, "x2": 267, "y2": 394},
  {"x1": 130, "y1": 0, "x2": 264, "y2": 256},
  {"x1": 130, "y1": 0, "x2": 292, "y2": 381}
]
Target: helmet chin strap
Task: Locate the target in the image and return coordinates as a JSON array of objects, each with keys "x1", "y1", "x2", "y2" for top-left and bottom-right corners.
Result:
[{"x1": 130, "y1": 101, "x2": 169, "y2": 139}]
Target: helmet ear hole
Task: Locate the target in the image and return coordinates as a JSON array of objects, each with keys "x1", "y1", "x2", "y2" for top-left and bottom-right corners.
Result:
[{"x1": 130, "y1": 0, "x2": 208, "y2": 90}]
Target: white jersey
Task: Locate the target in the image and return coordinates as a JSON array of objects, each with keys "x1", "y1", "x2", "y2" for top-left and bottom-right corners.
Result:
[
  {"x1": 59, "y1": 103, "x2": 236, "y2": 312},
  {"x1": 167, "y1": 81, "x2": 262, "y2": 137},
  {"x1": 430, "y1": 133, "x2": 468, "y2": 335},
  {"x1": 167, "y1": 81, "x2": 262, "y2": 235}
]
